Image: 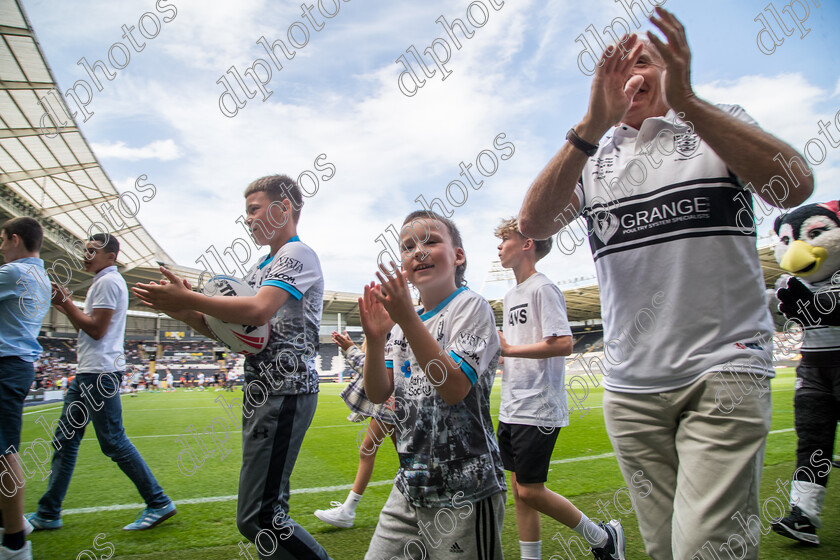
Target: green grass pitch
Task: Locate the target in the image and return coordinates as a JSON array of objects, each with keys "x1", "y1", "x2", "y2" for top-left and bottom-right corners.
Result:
[{"x1": 17, "y1": 368, "x2": 839, "y2": 559}]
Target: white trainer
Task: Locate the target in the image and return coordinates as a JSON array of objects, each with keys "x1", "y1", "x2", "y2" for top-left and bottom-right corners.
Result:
[
  {"x1": 0, "y1": 542, "x2": 32, "y2": 560},
  {"x1": 314, "y1": 501, "x2": 355, "y2": 529}
]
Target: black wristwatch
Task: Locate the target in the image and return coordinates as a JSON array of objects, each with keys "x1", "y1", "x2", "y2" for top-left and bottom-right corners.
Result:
[{"x1": 566, "y1": 127, "x2": 598, "y2": 157}]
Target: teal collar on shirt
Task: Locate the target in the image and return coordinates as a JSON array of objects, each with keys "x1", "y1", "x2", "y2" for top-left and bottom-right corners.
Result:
[
  {"x1": 257, "y1": 235, "x2": 301, "y2": 269},
  {"x1": 418, "y1": 286, "x2": 467, "y2": 321}
]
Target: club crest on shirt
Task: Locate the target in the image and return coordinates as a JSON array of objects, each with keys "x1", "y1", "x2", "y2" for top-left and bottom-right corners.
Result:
[
  {"x1": 674, "y1": 132, "x2": 700, "y2": 158},
  {"x1": 592, "y1": 210, "x2": 620, "y2": 244}
]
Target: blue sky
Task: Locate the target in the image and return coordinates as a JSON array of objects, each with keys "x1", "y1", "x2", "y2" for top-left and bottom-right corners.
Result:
[{"x1": 21, "y1": 0, "x2": 840, "y2": 300}]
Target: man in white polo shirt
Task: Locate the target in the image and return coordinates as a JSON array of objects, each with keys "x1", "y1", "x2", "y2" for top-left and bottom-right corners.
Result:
[
  {"x1": 519, "y1": 8, "x2": 813, "y2": 560},
  {"x1": 26, "y1": 234, "x2": 176, "y2": 532}
]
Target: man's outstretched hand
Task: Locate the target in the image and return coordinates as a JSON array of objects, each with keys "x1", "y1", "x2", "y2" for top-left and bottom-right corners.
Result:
[
  {"x1": 581, "y1": 34, "x2": 645, "y2": 141},
  {"x1": 647, "y1": 7, "x2": 696, "y2": 112}
]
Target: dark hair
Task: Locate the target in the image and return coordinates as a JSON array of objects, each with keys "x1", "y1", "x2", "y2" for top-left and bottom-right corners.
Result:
[
  {"x1": 89, "y1": 233, "x2": 119, "y2": 259},
  {"x1": 0, "y1": 216, "x2": 44, "y2": 252},
  {"x1": 1, "y1": 217, "x2": 43, "y2": 252},
  {"x1": 244, "y1": 174, "x2": 304, "y2": 223},
  {"x1": 401, "y1": 210, "x2": 467, "y2": 288}
]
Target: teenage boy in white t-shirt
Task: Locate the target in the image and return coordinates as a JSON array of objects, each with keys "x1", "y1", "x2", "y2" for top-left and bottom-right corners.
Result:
[
  {"x1": 495, "y1": 218, "x2": 625, "y2": 560},
  {"x1": 27, "y1": 234, "x2": 175, "y2": 532}
]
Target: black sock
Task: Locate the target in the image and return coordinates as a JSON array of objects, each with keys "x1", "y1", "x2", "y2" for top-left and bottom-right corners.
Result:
[{"x1": 2, "y1": 530, "x2": 25, "y2": 551}]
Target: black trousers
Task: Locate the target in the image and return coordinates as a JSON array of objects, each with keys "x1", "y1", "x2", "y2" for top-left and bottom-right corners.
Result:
[{"x1": 793, "y1": 363, "x2": 840, "y2": 486}]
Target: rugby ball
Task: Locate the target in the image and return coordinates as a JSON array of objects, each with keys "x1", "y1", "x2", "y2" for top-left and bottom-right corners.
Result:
[{"x1": 201, "y1": 276, "x2": 270, "y2": 355}]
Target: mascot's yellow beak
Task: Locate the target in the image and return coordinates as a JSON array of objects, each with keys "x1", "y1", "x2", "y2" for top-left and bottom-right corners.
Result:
[{"x1": 780, "y1": 240, "x2": 829, "y2": 276}]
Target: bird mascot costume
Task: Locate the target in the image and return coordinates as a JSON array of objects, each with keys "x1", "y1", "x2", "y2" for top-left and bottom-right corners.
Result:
[{"x1": 770, "y1": 201, "x2": 840, "y2": 545}]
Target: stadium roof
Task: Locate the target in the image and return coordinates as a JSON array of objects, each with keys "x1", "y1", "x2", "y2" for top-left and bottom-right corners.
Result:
[{"x1": 0, "y1": 0, "x2": 198, "y2": 305}]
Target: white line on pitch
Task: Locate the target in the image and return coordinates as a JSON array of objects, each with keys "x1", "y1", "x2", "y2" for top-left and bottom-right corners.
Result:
[
  {"x1": 27, "y1": 426, "x2": 798, "y2": 447},
  {"x1": 550, "y1": 452, "x2": 616, "y2": 464},
  {"x1": 62, "y1": 428, "x2": 799, "y2": 516},
  {"x1": 62, "y1": 480, "x2": 397, "y2": 515},
  {"x1": 22, "y1": 406, "x2": 62, "y2": 416},
  {"x1": 19, "y1": 421, "x2": 800, "y2": 447},
  {"x1": 18, "y1": 424, "x2": 369, "y2": 447}
]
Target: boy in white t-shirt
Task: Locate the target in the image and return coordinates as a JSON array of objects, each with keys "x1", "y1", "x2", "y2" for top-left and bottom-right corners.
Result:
[{"x1": 495, "y1": 218, "x2": 624, "y2": 560}]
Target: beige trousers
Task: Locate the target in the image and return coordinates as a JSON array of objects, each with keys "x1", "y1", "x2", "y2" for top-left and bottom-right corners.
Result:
[{"x1": 603, "y1": 370, "x2": 772, "y2": 560}]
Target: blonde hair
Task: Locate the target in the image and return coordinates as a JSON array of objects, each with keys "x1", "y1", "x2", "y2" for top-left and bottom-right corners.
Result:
[{"x1": 494, "y1": 217, "x2": 552, "y2": 261}]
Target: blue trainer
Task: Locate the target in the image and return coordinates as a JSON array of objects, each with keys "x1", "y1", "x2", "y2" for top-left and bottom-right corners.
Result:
[
  {"x1": 123, "y1": 502, "x2": 177, "y2": 530},
  {"x1": 24, "y1": 513, "x2": 62, "y2": 531}
]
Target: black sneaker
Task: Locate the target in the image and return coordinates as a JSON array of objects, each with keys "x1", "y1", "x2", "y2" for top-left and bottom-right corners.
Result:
[
  {"x1": 771, "y1": 506, "x2": 819, "y2": 545},
  {"x1": 592, "y1": 520, "x2": 625, "y2": 560}
]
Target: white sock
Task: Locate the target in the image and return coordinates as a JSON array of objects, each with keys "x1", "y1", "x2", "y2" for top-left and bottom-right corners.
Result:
[
  {"x1": 791, "y1": 479, "x2": 827, "y2": 529},
  {"x1": 574, "y1": 513, "x2": 607, "y2": 548},
  {"x1": 519, "y1": 540, "x2": 541, "y2": 559},
  {"x1": 343, "y1": 491, "x2": 362, "y2": 514}
]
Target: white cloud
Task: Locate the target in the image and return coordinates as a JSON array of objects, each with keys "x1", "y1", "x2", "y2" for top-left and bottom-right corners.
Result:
[
  {"x1": 695, "y1": 73, "x2": 840, "y2": 215},
  {"x1": 90, "y1": 139, "x2": 180, "y2": 161},
  {"x1": 695, "y1": 73, "x2": 829, "y2": 146}
]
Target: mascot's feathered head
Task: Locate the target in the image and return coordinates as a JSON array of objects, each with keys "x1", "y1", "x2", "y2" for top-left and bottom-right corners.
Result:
[{"x1": 773, "y1": 201, "x2": 840, "y2": 283}]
